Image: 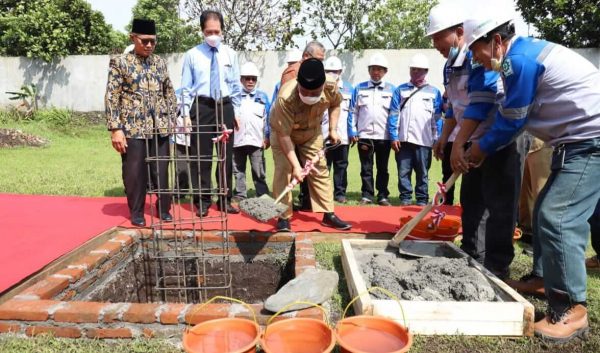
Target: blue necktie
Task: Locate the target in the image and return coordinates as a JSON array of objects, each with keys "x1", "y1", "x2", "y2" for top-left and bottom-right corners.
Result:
[{"x1": 210, "y1": 47, "x2": 220, "y2": 99}]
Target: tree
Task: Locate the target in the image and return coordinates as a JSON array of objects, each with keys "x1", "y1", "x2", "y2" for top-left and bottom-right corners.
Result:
[
  {"x1": 516, "y1": 0, "x2": 600, "y2": 47},
  {"x1": 348, "y1": 0, "x2": 436, "y2": 49},
  {"x1": 303, "y1": 0, "x2": 383, "y2": 49},
  {"x1": 183, "y1": 0, "x2": 303, "y2": 50},
  {"x1": 0, "y1": 0, "x2": 127, "y2": 61},
  {"x1": 130, "y1": 0, "x2": 201, "y2": 54}
]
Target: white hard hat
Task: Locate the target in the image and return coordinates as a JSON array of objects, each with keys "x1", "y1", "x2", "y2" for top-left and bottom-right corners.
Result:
[
  {"x1": 464, "y1": 14, "x2": 513, "y2": 48},
  {"x1": 324, "y1": 56, "x2": 343, "y2": 71},
  {"x1": 369, "y1": 53, "x2": 388, "y2": 69},
  {"x1": 426, "y1": 3, "x2": 464, "y2": 36},
  {"x1": 240, "y1": 62, "x2": 260, "y2": 77},
  {"x1": 409, "y1": 53, "x2": 429, "y2": 69},
  {"x1": 285, "y1": 49, "x2": 302, "y2": 63}
]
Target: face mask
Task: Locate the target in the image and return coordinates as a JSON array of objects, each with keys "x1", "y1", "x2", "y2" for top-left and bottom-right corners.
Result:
[
  {"x1": 446, "y1": 33, "x2": 460, "y2": 64},
  {"x1": 328, "y1": 72, "x2": 340, "y2": 81},
  {"x1": 205, "y1": 35, "x2": 222, "y2": 48},
  {"x1": 299, "y1": 92, "x2": 321, "y2": 105},
  {"x1": 490, "y1": 38, "x2": 503, "y2": 72}
]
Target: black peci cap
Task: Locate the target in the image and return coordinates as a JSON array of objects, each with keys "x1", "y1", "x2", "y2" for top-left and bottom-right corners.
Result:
[
  {"x1": 297, "y1": 58, "x2": 326, "y2": 90},
  {"x1": 132, "y1": 19, "x2": 156, "y2": 35}
]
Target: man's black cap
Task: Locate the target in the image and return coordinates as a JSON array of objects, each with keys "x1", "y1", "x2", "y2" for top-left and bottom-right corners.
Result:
[
  {"x1": 132, "y1": 19, "x2": 156, "y2": 35},
  {"x1": 297, "y1": 58, "x2": 326, "y2": 90}
]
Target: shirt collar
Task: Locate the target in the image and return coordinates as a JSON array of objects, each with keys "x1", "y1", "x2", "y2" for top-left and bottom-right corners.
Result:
[
  {"x1": 368, "y1": 81, "x2": 384, "y2": 89},
  {"x1": 242, "y1": 89, "x2": 256, "y2": 97}
]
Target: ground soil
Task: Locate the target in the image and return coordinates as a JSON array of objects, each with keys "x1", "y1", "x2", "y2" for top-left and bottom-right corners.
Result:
[
  {"x1": 85, "y1": 255, "x2": 293, "y2": 304},
  {"x1": 0, "y1": 128, "x2": 48, "y2": 148}
]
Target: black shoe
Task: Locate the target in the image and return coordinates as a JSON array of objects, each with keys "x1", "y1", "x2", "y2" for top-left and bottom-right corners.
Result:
[
  {"x1": 292, "y1": 202, "x2": 312, "y2": 211},
  {"x1": 218, "y1": 203, "x2": 240, "y2": 214},
  {"x1": 378, "y1": 198, "x2": 391, "y2": 206},
  {"x1": 159, "y1": 212, "x2": 173, "y2": 222},
  {"x1": 321, "y1": 212, "x2": 351, "y2": 230},
  {"x1": 196, "y1": 206, "x2": 209, "y2": 217},
  {"x1": 335, "y1": 196, "x2": 347, "y2": 204},
  {"x1": 276, "y1": 218, "x2": 291, "y2": 232},
  {"x1": 131, "y1": 216, "x2": 146, "y2": 227}
]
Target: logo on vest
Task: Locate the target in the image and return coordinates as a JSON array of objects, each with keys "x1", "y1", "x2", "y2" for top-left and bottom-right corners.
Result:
[{"x1": 502, "y1": 58, "x2": 514, "y2": 77}]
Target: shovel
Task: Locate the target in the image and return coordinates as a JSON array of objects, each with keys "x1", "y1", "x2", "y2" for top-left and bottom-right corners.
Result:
[
  {"x1": 239, "y1": 141, "x2": 340, "y2": 222},
  {"x1": 388, "y1": 172, "x2": 460, "y2": 257}
]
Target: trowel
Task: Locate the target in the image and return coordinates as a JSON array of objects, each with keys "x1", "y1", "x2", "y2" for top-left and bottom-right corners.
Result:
[{"x1": 389, "y1": 172, "x2": 460, "y2": 258}]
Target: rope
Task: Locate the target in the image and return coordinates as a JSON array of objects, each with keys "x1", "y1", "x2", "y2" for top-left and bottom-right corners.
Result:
[{"x1": 212, "y1": 124, "x2": 233, "y2": 143}]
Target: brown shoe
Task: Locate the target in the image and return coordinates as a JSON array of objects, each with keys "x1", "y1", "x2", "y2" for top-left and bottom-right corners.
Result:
[
  {"x1": 505, "y1": 273, "x2": 545, "y2": 297},
  {"x1": 585, "y1": 255, "x2": 600, "y2": 270},
  {"x1": 534, "y1": 304, "x2": 589, "y2": 343}
]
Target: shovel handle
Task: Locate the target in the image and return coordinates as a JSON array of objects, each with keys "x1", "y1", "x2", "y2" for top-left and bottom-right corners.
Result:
[{"x1": 273, "y1": 178, "x2": 299, "y2": 205}]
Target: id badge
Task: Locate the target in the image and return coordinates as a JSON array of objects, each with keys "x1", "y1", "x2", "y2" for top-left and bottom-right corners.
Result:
[{"x1": 551, "y1": 145, "x2": 565, "y2": 170}]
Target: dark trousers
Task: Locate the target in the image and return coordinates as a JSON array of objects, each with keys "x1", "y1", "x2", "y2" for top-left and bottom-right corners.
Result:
[
  {"x1": 358, "y1": 139, "x2": 391, "y2": 201},
  {"x1": 189, "y1": 98, "x2": 235, "y2": 210},
  {"x1": 326, "y1": 144, "x2": 349, "y2": 199},
  {"x1": 297, "y1": 147, "x2": 311, "y2": 208},
  {"x1": 395, "y1": 142, "x2": 432, "y2": 204},
  {"x1": 442, "y1": 142, "x2": 455, "y2": 205},
  {"x1": 590, "y1": 200, "x2": 600, "y2": 255},
  {"x1": 460, "y1": 134, "x2": 528, "y2": 277},
  {"x1": 233, "y1": 145, "x2": 269, "y2": 198},
  {"x1": 175, "y1": 143, "x2": 190, "y2": 195},
  {"x1": 121, "y1": 137, "x2": 171, "y2": 218}
]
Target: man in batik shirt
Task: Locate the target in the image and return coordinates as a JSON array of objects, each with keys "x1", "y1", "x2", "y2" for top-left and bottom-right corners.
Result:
[{"x1": 105, "y1": 19, "x2": 177, "y2": 227}]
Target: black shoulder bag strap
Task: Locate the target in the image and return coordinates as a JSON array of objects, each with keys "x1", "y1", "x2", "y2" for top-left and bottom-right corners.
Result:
[{"x1": 400, "y1": 84, "x2": 428, "y2": 111}]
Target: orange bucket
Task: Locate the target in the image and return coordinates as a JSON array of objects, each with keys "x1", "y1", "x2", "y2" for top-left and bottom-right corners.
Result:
[
  {"x1": 336, "y1": 287, "x2": 412, "y2": 353},
  {"x1": 182, "y1": 296, "x2": 261, "y2": 353},
  {"x1": 335, "y1": 315, "x2": 412, "y2": 353},
  {"x1": 261, "y1": 318, "x2": 335, "y2": 353},
  {"x1": 183, "y1": 318, "x2": 260, "y2": 353},
  {"x1": 401, "y1": 214, "x2": 461, "y2": 241},
  {"x1": 260, "y1": 301, "x2": 335, "y2": 353}
]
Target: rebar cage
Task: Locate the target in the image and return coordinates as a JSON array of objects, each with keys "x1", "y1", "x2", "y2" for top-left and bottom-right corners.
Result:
[{"x1": 142, "y1": 92, "x2": 233, "y2": 303}]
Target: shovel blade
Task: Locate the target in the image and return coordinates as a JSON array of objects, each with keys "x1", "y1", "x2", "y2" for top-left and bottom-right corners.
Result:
[{"x1": 398, "y1": 241, "x2": 436, "y2": 258}]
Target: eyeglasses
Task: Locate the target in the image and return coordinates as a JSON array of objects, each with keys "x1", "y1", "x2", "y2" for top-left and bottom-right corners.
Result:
[
  {"x1": 242, "y1": 77, "x2": 257, "y2": 82},
  {"x1": 136, "y1": 37, "x2": 157, "y2": 46}
]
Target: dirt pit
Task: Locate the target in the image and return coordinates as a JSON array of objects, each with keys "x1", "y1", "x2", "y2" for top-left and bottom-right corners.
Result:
[
  {"x1": 357, "y1": 250, "x2": 498, "y2": 302},
  {"x1": 83, "y1": 255, "x2": 293, "y2": 304},
  {"x1": 0, "y1": 128, "x2": 48, "y2": 148}
]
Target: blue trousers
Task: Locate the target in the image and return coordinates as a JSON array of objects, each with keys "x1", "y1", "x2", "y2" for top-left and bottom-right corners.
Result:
[
  {"x1": 531, "y1": 138, "x2": 600, "y2": 306},
  {"x1": 395, "y1": 142, "x2": 432, "y2": 204}
]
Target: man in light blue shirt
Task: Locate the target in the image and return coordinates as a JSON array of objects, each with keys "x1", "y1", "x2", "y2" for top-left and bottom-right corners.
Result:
[{"x1": 181, "y1": 10, "x2": 242, "y2": 217}]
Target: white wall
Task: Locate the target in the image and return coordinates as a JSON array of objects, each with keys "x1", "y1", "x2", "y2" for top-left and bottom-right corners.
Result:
[{"x1": 1, "y1": 48, "x2": 599, "y2": 112}]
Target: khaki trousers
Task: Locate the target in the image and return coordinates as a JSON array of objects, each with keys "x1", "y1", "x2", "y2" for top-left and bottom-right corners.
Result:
[
  {"x1": 271, "y1": 129, "x2": 334, "y2": 219},
  {"x1": 518, "y1": 145, "x2": 553, "y2": 233}
]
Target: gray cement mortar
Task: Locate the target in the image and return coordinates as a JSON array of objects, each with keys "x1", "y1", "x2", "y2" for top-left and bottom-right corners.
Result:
[
  {"x1": 239, "y1": 197, "x2": 288, "y2": 222},
  {"x1": 357, "y1": 251, "x2": 498, "y2": 302}
]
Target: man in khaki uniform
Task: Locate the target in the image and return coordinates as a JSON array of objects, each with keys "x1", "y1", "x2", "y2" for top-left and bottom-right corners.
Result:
[{"x1": 270, "y1": 58, "x2": 352, "y2": 232}]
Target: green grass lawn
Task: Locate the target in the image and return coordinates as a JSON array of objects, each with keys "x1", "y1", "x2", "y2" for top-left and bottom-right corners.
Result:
[
  {"x1": 0, "y1": 119, "x2": 459, "y2": 201},
  {"x1": 1, "y1": 118, "x2": 598, "y2": 353}
]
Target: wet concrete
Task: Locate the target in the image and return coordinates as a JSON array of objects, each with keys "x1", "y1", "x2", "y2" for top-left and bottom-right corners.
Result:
[
  {"x1": 239, "y1": 197, "x2": 288, "y2": 222},
  {"x1": 357, "y1": 250, "x2": 498, "y2": 302}
]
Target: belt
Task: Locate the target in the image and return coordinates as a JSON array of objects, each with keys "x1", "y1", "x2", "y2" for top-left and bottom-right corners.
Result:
[{"x1": 194, "y1": 96, "x2": 231, "y2": 106}]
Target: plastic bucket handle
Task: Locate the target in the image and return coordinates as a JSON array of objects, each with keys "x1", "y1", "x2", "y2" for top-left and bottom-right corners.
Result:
[
  {"x1": 265, "y1": 300, "x2": 329, "y2": 335},
  {"x1": 343, "y1": 287, "x2": 408, "y2": 329},
  {"x1": 186, "y1": 295, "x2": 258, "y2": 333}
]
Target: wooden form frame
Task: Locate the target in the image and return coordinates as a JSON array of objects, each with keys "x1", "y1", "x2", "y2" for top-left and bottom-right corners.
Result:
[{"x1": 341, "y1": 239, "x2": 535, "y2": 336}]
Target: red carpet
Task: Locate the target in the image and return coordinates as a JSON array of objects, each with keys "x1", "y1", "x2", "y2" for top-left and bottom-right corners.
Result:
[
  {"x1": 120, "y1": 202, "x2": 461, "y2": 234},
  {"x1": 0, "y1": 193, "x2": 461, "y2": 294}
]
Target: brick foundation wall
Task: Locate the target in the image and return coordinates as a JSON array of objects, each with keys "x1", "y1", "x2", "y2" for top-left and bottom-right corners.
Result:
[{"x1": 0, "y1": 230, "x2": 320, "y2": 339}]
